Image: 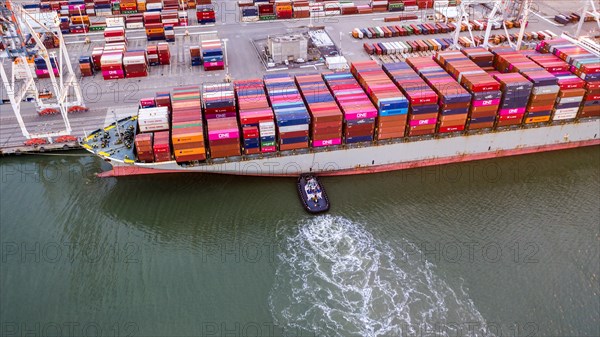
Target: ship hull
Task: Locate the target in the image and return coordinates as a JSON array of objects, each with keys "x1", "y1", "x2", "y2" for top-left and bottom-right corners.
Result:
[{"x1": 95, "y1": 119, "x2": 600, "y2": 177}]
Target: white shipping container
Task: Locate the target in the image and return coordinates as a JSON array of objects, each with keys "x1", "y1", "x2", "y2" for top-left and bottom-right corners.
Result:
[
  {"x1": 532, "y1": 85, "x2": 560, "y2": 95},
  {"x1": 127, "y1": 22, "x2": 144, "y2": 29},
  {"x1": 123, "y1": 57, "x2": 147, "y2": 65},
  {"x1": 139, "y1": 123, "x2": 170, "y2": 132},
  {"x1": 138, "y1": 106, "x2": 169, "y2": 117},
  {"x1": 106, "y1": 17, "x2": 125, "y2": 27},
  {"x1": 278, "y1": 124, "x2": 309, "y2": 133},
  {"x1": 557, "y1": 96, "x2": 584, "y2": 104},
  {"x1": 146, "y1": 3, "x2": 163, "y2": 10}
]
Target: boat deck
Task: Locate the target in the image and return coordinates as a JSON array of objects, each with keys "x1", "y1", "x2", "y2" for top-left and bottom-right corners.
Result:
[{"x1": 82, "y1": 117, "x2": 137, "y2": 162}]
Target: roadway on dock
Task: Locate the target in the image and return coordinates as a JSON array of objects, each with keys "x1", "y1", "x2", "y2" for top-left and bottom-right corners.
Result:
[{"x1": 1, "y1": 0, "x2": 597, "y2": 152}]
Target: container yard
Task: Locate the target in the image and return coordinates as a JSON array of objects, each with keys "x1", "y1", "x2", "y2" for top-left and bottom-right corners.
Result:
[{"x1": 2, "y1": 0, "x2": 600, "y2": 336}]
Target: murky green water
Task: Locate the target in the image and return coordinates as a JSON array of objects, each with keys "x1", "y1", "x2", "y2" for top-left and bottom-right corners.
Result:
[{"x1": 1, "y1": 147, "x2": 599, "y2": 337}]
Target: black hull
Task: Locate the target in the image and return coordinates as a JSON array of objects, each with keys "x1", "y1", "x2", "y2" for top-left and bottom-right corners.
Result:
[{"x1": 297, "y1": 175, "x2": 330, "y2": 214}]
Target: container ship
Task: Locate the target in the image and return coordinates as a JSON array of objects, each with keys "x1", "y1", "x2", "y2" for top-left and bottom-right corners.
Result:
[{"x1": 83, "y1": 39, "x2": 600, "y2": 177}]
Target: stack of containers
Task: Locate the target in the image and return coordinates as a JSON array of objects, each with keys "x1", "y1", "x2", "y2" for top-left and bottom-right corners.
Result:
[
  {"x1": 34, "y1": 57, "x2": 59, "y2": 78},
  {"x1": 322, "y1": 72, "x2": 378, "y2": 143},
  {"x1": 157, "y1": 42, "x2": 171, "y2": 65},
  {"x1": 138, "y1": 106, "x2": 169, "y2": 132},
  {"x1": 241, "y1": 6, "x2": 259, "y2": 22},
  {"x1": 258, "y1": 3, "x2": 275, "y2": 20},
  {"x1": 79, "y1": 56, "x2": 94, "y2": 76},
  {"x1": 190, "y1": 46, "x2": 202, "y2": 66},
  {"x1": 206, "y1": 118, "x2": 241, "y2": 158},
  {"x1": 119, "y1": 0, "x2": 138, "y2": 13},
  {"x1": 170, "y1": 86, "x2": 207, "y2": 162},
  {"x1": 492, "y1": 73, "x2": 532, "y2": 127},
  {"x1": 196, "y1": 4, "x2": 216, "y2": 24},
  {"x1": 155, "y1": 91, "x2": 172, "y2": 110},
  {"x1": 462, "y1": 47, "x2": 496, "y2": 72},
  {"x1": 351, "y1": 61, "x2": 409, "y2": 140},
  {"x1": 200, "y1": 40, "x2": 224, "y2": 70},
  {"x1": 146, "y1": 0, "x2": 163, "y2": 11},
  {"x1": 100, "y1": 51, "x2": 124, "y2": 80},
  {"x1": 263, "y1": 74, "x2": 311, "y2": 150},
  {"x1": 436, "y1": 50, "x2": 501, "y2": 130},
  {"x1": 536, "y1": 39, "x2": 600, "y2": 119},
  {"x1": 123, "y1": 51, "x2": 148, "y2": 78},
  {"x1": 275, "y1": 1, "x2": 293, "y2": 19},
  {"x1": 153, "y1": 131, "x2": 172, "y2": 162},
  {"x1": 383, "y1": 62, "x2": 440, "y2": 136},
  {"x1": 146, "y1": 45, "x2": 159, "y2": 65},
  {"x1": 144, "y1": 11, "x2": 165, "y2": 40},
  {"x1": 104, "y1": 26, "x2": 126, "y2": 44},
  {"x1": 492, "y1": 49, "x2": 559, "y2": 124},
  {"x1": 528, "y1": 54, "x2": 586, "y2": 121},
  {"x1": 295, "y1": 74, "x2": 343, "y2": 147},
  {"x1": 406, "y1": 57, "x2": 471, "y2": 133},
  {"x1": 292, "y1": 0, "x2": 310, "y2": 18},
  {"x1": 91, "y1": 47, "x2": 104, "y2": 71},
  {"x1": 202, "y1": 83, "x2": 236, "y2": 119},
  {"x1": 234, "y1": 79, "x2": 277, "y2": 154},
  {"x1": 134, "y1": 133, "x2": 154, "y2": 162}
]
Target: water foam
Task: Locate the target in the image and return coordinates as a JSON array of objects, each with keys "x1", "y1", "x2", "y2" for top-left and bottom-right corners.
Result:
[{"x1": 269, "y1": 215, "x2": 493, "y2": 337}]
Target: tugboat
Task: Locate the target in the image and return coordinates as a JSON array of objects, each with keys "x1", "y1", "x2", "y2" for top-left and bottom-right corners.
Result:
[{"x1": 297, "y1": 174, "x2": 330, "y2": 214}]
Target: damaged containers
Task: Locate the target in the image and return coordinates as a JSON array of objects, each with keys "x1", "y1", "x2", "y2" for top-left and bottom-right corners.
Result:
[{"x1": 134, "y1": 133, "x2": 154, "y2": 162}]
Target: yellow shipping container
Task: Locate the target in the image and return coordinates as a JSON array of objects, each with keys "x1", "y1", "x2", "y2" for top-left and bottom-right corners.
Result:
[
  {"x1": 525, "y1": 116, "x2": 551, "y2": 123},
  {"x1": 172, "y1": 134, "x2": 205, "y2": 144},
  {"x1": 174, "y1": 148, "x2": 206, "y2": 156},
  {"x1": 146, "y1": 28, "x2": 164, "y2": 34}
]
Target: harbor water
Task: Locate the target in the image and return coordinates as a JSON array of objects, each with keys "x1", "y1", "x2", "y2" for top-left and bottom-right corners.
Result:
[{"x1": 1, "y1": 147, "x2": 599, "y2": 337}]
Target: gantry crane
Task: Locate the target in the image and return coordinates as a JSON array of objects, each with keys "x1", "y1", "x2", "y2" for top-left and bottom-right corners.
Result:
[
  {"x1": 452, "y1": 0, "x2": 531, "y2": 50},
  {"x1": 0, "y1": 1, "x2": 86, "y2": 140}
]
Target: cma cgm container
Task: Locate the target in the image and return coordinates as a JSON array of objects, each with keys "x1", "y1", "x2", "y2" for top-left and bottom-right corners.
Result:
[
  {"x1": 138, "y1": 106, "x2": 169, "y2": 132},
  {"x1": 407, "y1": 57, "x2": 471, "y2": 133},
  {"x1": 436, "y1": 50, "x2": 501, "y2": 130},
  {"x1": 295, "y1": 74, "x2": 343, "y2": 147},
  {"x1": 264, "y1": 74, "x2": 311, "y2": 150},
  {"x1": 202, "y1": 83, "x2": 236, "y2": 119},
  {"x1": 323, "y1": 72, "x2": 378, "y2": 143},
  {"x1": 234, "y1": 79, "x2": 276, "y2": 154},
  {"x1": 383, "y1": 62, "x2": 440, "y2": 136},
  {"x1": 351, "y1": 60, "x2": 409, "y2": 139},
  {"x1": 171, "y1": 86, "x2": 206, "y2": 162}
]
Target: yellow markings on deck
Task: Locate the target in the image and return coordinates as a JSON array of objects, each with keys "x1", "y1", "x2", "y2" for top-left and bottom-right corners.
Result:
[
  {"x1": 98, "y1": 151, "x2": 109, "y2": 157},
  {"x1": 104, "y1": 125, "x2": 115, "y2": 131},
  {"x1": 124, "y1": 159, "x2": 135, "y2": 164},
  {"x1": 85, "y1": 134, "x2": 95, "y2": 142},
  {"x1": 82, "y1": 143, "x2": 92, "y2": 150}
]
